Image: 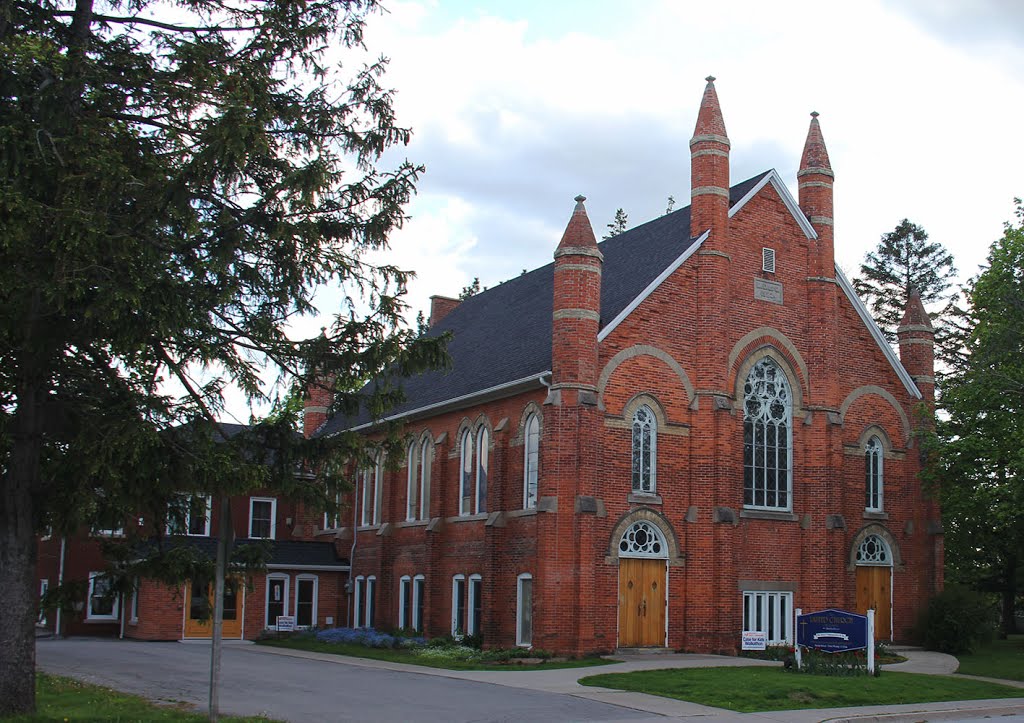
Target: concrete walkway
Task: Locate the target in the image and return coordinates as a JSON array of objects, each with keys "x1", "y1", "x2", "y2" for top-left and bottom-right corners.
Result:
[{"x1": 251, "y1": 644, "x2": 1024, "y2": 722}]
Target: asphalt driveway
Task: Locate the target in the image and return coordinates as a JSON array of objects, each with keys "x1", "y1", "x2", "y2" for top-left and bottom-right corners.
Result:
[{"x1": 35, "y1": 638, "x2": 651, "y2": 722}]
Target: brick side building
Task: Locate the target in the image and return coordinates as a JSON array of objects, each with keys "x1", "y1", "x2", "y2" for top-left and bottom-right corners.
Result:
[{"x1": 308, "y1": 78, "x2": 943, "y2": 654}]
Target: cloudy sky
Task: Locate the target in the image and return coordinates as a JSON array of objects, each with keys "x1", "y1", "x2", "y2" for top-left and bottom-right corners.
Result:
[
  {"x1": 322, "y1": 0, "x2": 1024, "y2": 323},
  {"x1": 224, "y1": 0, "x2": 1024, "y2": 421}
]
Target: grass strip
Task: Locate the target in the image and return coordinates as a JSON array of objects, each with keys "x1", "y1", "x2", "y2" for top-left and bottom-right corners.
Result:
[
  {"x1": 957, "y1": 635, "x2": 1024, "y2": 682},
  {"x1": 257, "y1": 638, "x2": 612, "y2": 671},
  {"x1": 579, "y1": 665, "x2": 1024, "y2": 712},
  {"x1": 2, "y1": 673, "x2": 273, "y2": 722}
]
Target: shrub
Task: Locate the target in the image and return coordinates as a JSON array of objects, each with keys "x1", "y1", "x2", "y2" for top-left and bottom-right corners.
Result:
[{"x1": 919, "y1": 586, "x2": 996, "y2": 654}]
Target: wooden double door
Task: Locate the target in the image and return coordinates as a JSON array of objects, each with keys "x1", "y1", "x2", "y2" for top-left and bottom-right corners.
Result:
[
  {"x1": 618, "y1": 558, "x2": 666, "y2": 647},
  {"x1": 183, "y1": 579, "x2": 243, "y2": 639},
  {"x1": 855, "y1": 565, "x2": 891, "y2": 640}
]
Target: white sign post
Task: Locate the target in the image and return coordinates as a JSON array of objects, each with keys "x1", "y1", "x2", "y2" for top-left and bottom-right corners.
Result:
[
  {"x1": 867, "y1": 609, "x2": 875, "y2": 675},
  {"x1": 794, "y1": 607, "x2": 802, "y2": 670}
]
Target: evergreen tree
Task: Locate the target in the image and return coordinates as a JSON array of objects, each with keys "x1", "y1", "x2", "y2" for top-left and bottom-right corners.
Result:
[
  {"x1": 924, "y1": 200, "x2": 1024, "y2": 636},
  {"x1": 603, "y1": 208, "x2": 629, "y2": 240},
  {"x1": 853, "y1": 219, "x2": 959, "y2": 367},
  {"x1": 0, "y1": 1, "x2": 446, "y2": 714}
]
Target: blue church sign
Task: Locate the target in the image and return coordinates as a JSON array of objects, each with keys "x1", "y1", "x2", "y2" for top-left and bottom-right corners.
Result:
[{"x1": 797, "y1": 608, "x2": 868, "y2": 653}]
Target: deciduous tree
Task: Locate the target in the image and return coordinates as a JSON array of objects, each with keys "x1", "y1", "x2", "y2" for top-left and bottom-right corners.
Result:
[
  {"x1": 0, "y1": 0, "x2": 445, "y2": 714},
  {"x1": 925, "y1": 200, "x2": 1024, "y2": 636}
]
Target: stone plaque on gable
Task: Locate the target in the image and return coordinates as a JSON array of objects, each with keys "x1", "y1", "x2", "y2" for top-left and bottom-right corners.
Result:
[{"x1": 754, "y1": 278, "x2": 783, "y2": 305}]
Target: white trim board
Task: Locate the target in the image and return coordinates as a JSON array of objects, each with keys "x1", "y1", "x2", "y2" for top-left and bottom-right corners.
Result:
[{"x1": 729, "y1": 169, "x2": 817, "y2": 240}]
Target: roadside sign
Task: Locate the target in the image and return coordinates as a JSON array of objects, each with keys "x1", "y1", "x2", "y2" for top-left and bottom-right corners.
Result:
[
  {"x1": 276, "y1": 615, "x2": 296, "y2": 631},
  {"x1": 797, "y1": 608, "x2": 867, "y2": 653}
]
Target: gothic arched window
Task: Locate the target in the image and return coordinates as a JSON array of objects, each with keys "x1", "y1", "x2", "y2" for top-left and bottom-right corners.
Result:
[
  {"x1": 865, "y1": 436, "x2": 883, "y2": 511},
  {"x1": 743, "y1": 357, "x2": 792, "y2": 510},
  {"x1": 631, "y1": 405, "x2": 657, "y2": 493}
]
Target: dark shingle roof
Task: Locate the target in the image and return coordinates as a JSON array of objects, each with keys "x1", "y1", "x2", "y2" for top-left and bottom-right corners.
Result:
[{"x1": 320, "y1": 172, "x2": 771, "y2": 434}]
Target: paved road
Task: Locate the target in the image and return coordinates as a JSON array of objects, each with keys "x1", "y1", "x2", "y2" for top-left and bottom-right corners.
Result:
[{"x1": 36, "y1": 638, "x2": 651, "y2": 722}]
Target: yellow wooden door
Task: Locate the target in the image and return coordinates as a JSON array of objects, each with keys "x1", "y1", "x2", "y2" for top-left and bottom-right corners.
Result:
[
  {"x1": 855, "y1": 566, "x2": 891, "y2": 640},
  {"x1": 618, "y1": 558, "x2": 665, "y2": 647},
  {"x1": 183, "y1": 579, "x2": 243, "y2": 639}
]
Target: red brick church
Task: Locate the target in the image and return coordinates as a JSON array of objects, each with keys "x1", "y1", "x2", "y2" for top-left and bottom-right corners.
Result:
[{"x1": 304, "y1": 77, "x2": 943, "y2": 654}]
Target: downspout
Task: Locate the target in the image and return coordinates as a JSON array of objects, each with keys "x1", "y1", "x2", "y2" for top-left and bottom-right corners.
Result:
[{"x1": 54, "y1": 536, "x2": 66, "y2": 639}]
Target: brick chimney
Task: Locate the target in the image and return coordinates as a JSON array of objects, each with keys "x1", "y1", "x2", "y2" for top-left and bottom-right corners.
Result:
[
  {"x1": 548, "y1": 195, "x2": 602, "y2": 406},
  {"x1": 429, "y1": 295, "x2": 461, "y2": 327},
  {"x1": 303, "y1": 375, "x2": 334, "y2": 438},
  {"x1": 690, "y1": 76, "x2": 730, "y2": 242},
  {"x1": 798, "y1": 111, "x2": 835, "y2": 277},
  {"x1": 898, "y1": 287, "x2": 936, "y2": 405}
]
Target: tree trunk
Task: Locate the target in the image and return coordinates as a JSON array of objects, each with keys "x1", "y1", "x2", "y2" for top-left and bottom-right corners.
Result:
[{"x1": 0, "y1": 384, "x2": 44, "y2": 715}]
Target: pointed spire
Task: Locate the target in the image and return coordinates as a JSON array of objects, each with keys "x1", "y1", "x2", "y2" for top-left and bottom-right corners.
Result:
[
  {"x1": 556, "y1": 194, "x2": 598, "y2": 253},
  {"x1": 692, "y1": 76, "x2": 728, "y2": 140},
  {"x1": 900, "y1": 287, "x2": 933, "y2": 329},
  {"x1": 799, "y1": 111, "x2": 833, "y2": 177}
]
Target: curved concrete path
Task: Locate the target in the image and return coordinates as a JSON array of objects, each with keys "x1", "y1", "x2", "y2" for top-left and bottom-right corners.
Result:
[{"x1": 254, "y1": 645, "x2": 1024, "y2": 722}]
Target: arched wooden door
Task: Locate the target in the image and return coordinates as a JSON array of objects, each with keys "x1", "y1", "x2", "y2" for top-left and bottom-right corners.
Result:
[
  {"x1": 617, "y1": 520, "x2": 668, "y2": 648},
  {"x1": 854, "y1": 534, "x2": 892, "y2": 640}
]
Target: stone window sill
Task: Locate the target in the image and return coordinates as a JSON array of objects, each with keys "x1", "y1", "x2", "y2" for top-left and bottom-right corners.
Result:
[
  {"x1": 740, "y1": 509, "x2": 798, "y2": 522},
  {"x1": 863, "y1": 510, "x2": 889, "y2": 521},
  {"x1": 448, "y1": 513, "x2": 489, "y2": 523},
  {"x1": 628, "y1": 493, "x2": 663, "y2": 505}
]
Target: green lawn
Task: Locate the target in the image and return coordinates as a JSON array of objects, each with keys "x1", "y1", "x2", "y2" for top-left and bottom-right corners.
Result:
[
  {"x1": 1, "y1": 674, "x2": 273, "y2": 722},
  {"x1": 257, "y1": 637, "x2": 612, "y2": 671},
  {"x1": 957, "y1": 635, "x2": 1024, "y2": 681},
  {"x1": 579, "y1": 666, "x2": 1024, "y2": 713}
]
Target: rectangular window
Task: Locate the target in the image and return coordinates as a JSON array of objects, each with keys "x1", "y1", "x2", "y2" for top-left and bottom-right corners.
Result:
[
  {"x1": 476, "y1": 430, "x2": 488, "y2": 515},
  {"x1": 38, "y1": 579, "x2": 49, "y2": 626},
  {"x1": 129, "y1": 578, "x2": 139, "y2": 623},
  {"x1": 468, "y1": 575, "x2": 482, "y2": 637},
  {"x1": 176, "y1": 495, "x2": 211, "y2": 536},
  {"x1": 87, "y1": 572, "x2": 119, "y2": 621},
  {"x1": 742, "y1": 591, "x2": 793, "y2": 645},
  {"x1": 373, "y1": 457, "x2": 384, "y2": 525},
  {"x1": 365, "y1": 576, "x2": 376, "y2": 629},
  {"x1": 353, "y1": 576, "x2": 364, "y2": 628},
  {"x1": 412, "y1": 575, "x2": 425, "y2": 632},
  {"x1": 266, "y1": 575, "x2": 288, "y2": 628},
  {"x1": 406, "y1": 444, "x2": 418, "y2": 521},
  {"x1": 296, "y1": 576, "x2": 317, "y2": 628},
  {"x1": 360, "y1": 467, "x2": 373, "y2": 527},
  {"x1": 516, "y1": 574, "x2": 533, "y2": 647},
  {"x1": 249, "y1": 497, "x2": 277, "y2": 539},
  {"x1": 451, "y1": 575, "x2": 466, "y2": 637},
  {"x1": 398, "y1": 576, "x2": 411, "y2": 629}
]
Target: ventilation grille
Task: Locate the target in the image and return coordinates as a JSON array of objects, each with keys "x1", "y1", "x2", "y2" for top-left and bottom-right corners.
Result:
[{"x1": 762, "y1": 247, "x2": 776, "y2": 273}]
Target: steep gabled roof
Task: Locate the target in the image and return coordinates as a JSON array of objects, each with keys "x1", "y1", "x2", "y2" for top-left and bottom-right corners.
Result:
[{"x1": 319, "y1": 173, "x2": 770, "y2": 435}]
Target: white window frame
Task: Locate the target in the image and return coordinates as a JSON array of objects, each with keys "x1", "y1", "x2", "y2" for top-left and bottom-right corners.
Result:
[
  {"x1": 353, "y1": 576, "x2": 365, "y2": 628},
  {"x1": 359, "y1": 466, "x2": 373, "y2": 527},
  {"x1": 406, "y1": 442, "x2": 418, "y2": 521},
  {"x1": 295, "y1": 574, "x2": 319, "y2": 629},
  {"x1": 92, "y1": 526, "x2": 124, "y2": 538},
  {"x1": 631, "y1": 405, "x2": 657, "y2": 494},
  {"x1": 742, "y1": 357, "x2": 793, "y2": 511},
  {"x1": 412, "y1": 574, "x2": 425, "y2": 632},
  {"x1": 129, "y1": 578, "x2": 139, "y2": 623},
  {"x1": 418, "y1": 438, "x2": 430, "y2": 520},
  {"x1": 459, "y1": 428, "x2": 473, "y2": 516},
  {"x1": 248, "y1": 497, "x2": 277, "y2": 539},
  {"x1": 38, "y1": 579, "x2": 49, "y2": 626},
  {"x1": 323, "y1": 490, "x2": 341, "y2": 531},
  {"x1": 398, "y1": 575, "x2": 411, "y2": 629},
  {"x1": 475, "y1": 428, "x2": 488, "y2": 515},
  {"x1": 523, "y1": 414, "x2": 540, "y2": 509},
  {"x1": 372, "y1": 454, "x2": 384, "y2": 525},
  {"x1": 265, "y1": 574, "x2": 290, "y2": 629},
  {"x1": 467, "y1": 573, "x2": 483, "y2": 637},
  {"x1": 365, "y1": 575, "x2": 377, "y2": 629},
  {"x1": 742, "y1": 590, "x2": 793, "y2": 646},
  {"x1": 865, "y1": 436, "x2": 884, "y2": 512},
  {"x1": 516, "y1": 573, "x2": 533, "y2": 647},
  {"x1": 86, "y1": 571, "x2": 120, "y2": 621},
  {"x1": 451, "y1": 574, "x2": 466, "y2": 637},
  {"x1": 185, "y1": 495, "x2": 212, "y2": 537}
]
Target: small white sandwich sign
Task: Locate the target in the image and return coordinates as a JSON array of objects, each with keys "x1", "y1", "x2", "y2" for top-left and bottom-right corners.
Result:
[
  {"x1": 741, "y1": 631, "x2": 767, "y2": 651},
  {"x1": 276, "y1": 615, "x2": 296, "y2": 631}
]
